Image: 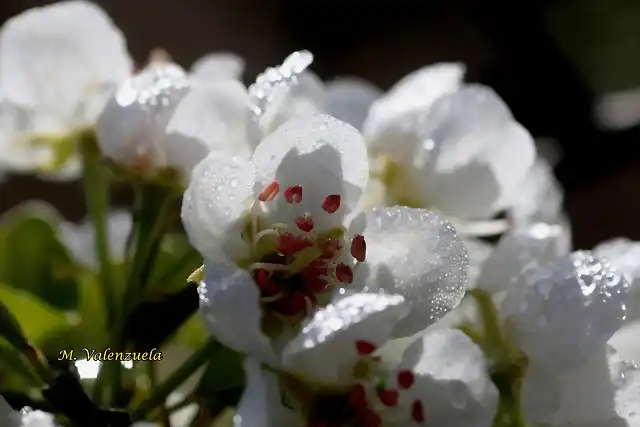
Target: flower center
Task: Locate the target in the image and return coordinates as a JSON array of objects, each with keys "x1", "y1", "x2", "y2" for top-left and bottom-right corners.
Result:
[
  {"x1": 242, "y1": 181, "x2": 367, "y2": 322},
  {"x1": 281, "y1": 341, "x2": 426, "y2": 427}
]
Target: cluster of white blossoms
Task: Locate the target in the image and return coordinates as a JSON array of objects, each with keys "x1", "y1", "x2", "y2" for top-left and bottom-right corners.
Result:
[{"x1": 1, "y1": 1, "x2": 639, "y2": 427}]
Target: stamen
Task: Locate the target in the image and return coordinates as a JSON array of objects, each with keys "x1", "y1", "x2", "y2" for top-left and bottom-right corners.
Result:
[
  {"x1": 355, "y1": 340, "x2": 376, "y2": 356},
  {"x1": 397, "y1": 370, "x2": 415, "y2": 389},
  {"x1": 284, "y1": 185, "x2": 303, "y2": 204},
  {"x1": 295, "y1": 214, "x2": 314, "y2": 232},
  {"x1": 272, "y1": 291, "x2": 307, "y2": 316},
  {"x1": 256, "y1": 269, "x2": 280, "y2": 294},
  {"x1": 347, "y1": 384, "x2": 367, "y2": 409},
  {"x1": 322, "y1": 195, "x2": 341, "y2": 214},
  {"x1": 259, "y1": 180, "x2": 280, "y2": 202},
  {"x1": 335, "y1": 264, "x2": 354, "y2": 284},
  {"x1": 248, "y1": 262, "x2": 289, "y2": 272},
  {"x1": 350, "y1": 235, "x2": 366, "y2": 262},
  {"x1": 357, "y1": 409, "x2": 382, "y2": 427},
  {"x1": 277, "y1": 233, "x2": 313, "y2": 256},
  {"x1": 411, "y1": 400, "x2": 425, "y2": 424},
  {"x1": 321, "y1": 239, "x2": 342, "y2": 259},
  {"x1": 377, "y1": 389, "x2": 399, "y2": 407}
]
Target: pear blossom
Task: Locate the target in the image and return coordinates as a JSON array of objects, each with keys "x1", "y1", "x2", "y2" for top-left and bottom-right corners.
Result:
[
  {"x1": 0, "y1": 396, "x2": 58, "y2": 427},
  {"x1": 359, "y1": 63, "x2": 544, "y2": 237},
  {"x1": 190, "y1": 52, "x2": 245, "y2": 83},
  {"x1": 182, "y1": 114, "x2": 468, "y2": 365},
  {"x1": 234, "y1": 292, "x2": 498, "y2": 427},
  {"x1": 58, "y1": 210, "x2": 132, "y2": 269},
  {"x1": 593, "y1": 238, "x2": 640, "y2": 363},
  {"x1": 0, "y1": 0, "x2": 132, "y2": 178}
]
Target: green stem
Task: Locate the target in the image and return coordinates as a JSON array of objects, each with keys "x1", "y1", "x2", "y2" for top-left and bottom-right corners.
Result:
[
  {"x1": 147, "y1": 362, "x2": 171, "y2": 427},
  {"x1": 152, "y1": 249, "x2": 200, "y2": 291},
  {"x1": 131, "y1": 339, "x2": 218, "y2": 422},
  {"x1": 468, "y1": 289, "x2": 509, "y2": 361},
  {"x1": 78, "y1": 129, "x2": 115, "y2": 327}
]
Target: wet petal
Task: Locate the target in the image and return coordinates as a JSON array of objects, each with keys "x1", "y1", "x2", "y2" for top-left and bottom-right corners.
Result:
[
  {"x1": 281, "y1": 292, "x2": 408, "y2": 385},
  {"x1": 0, "y1": 396, "x2": 21, "y2": 427},
  {"x1": 199, "y1": 262, "x2": 275, "y2": 365},
  {"x1": 363, "y1": 62, "x2": 465, "y2": 155},
  {"x1": 463, "y1": 238, "x2": 494, "y2": 288},
  {"x1": 181, "y1": 152, "x2": 255, "y2": 261},
  {"x1": 161, "y1": 132, "x2": 211, "y2": 178},
  {"x1": 0, "y1": 0, "x2": 131, "y2": 120},
  {"x1": 251, "y1": 114, "x2": 369, "y2": 229},
  {"x1": 325, "y1": 77, "x2": 382, "y2": 131},
  {"x1": 477, "y1": 222, "x2": 571, "y2": 294},
  {"x1": 412, "y1": 85, "x2": 536, "y2": 219},
  {"x1": 96, "y1": 62, "x2": 190, "y2": 171},
  {"x1": 353, "y1": 207, "x2": 468, "y2": 337},
  {"x1": 167, "y1": 80, "x2": 260, "y2": 158},
  {"x1": 510, "y1": 157, "x2": 564, "y2": 225},
  {"x1": 234, "y1": 358, "x2": 303, "y2": 427},
  {"x1": 396, "y1": 329, "x2": 498, "y2": 427},
  {"x1": 502, "y1": 251, "x2": 629, "y2": 369},
  {"x1": 594, "y1": 238, "x2": 640, "y2": 321},
  {"x1": 190, "y1": 52, "x2": 245, "y2": 82},
  {"x1": 520, "y1": 362, "x2": 562, "y2": 424}
]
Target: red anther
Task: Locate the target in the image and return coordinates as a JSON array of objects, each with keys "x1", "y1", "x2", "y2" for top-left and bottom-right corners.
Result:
[
  {"x1": 377, "y1": 389, "x2": 399, "y2": 407},
  {"x1": 322, "y1": 195, "x2": 341, "y2": 213},
  {"x1": 350, "y1": 235, "x2": 366, "y2": 262},
  {"x1": 295, "y1": 214, "x2": 314, "y2": 232},
  {"x1": 258, "y1": 180, "x2": 280, "y2": 202},
  {"x1": 272, "y1": 291, "x2": 306, "y2": 315},
  {"x1": 276, "y1": 233, "x2": 313, "y2": 256},
  {"x1": 321, "y1": 239, "x2": 342, "y2": 258},
  {"x1": 255, "y1": 269, "x2": 279, "y2": 294},
  {"x1": 347, "y1": 384, "x2": 367, "y2": 409},
  {"x1": 335, "y1": 264, "x2": 354, "y2": 284},
  {"x1": 301, "y1": 261, "x2": 329, "y2": 293},
  {"x1": 284, "y1": 185, "x2": 303, "y2": 204},
  {"x1": 357, "y1": 409, "x2": 382, "y2": 427},
  {"x1": 397, "y1": 370, "x2": 415, "y2": 389},
  {"x1": 411, "y1": 400, "x2": 425, "y2": 424},
  {"x1": 355, "y1": 340, "x2": 376, "y2": 356}
]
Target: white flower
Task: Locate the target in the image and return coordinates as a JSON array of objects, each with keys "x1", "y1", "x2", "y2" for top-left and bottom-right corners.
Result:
[
  {"x1": 234, "y1": 292, "x2": 498, "y2": 427},
  {"x1": 0, "y1": 397, "x2": 58, "y2": 427},
  {"x1": 500, "y1": 251, "x2": 630, "y2": 424},
  {"x1": 190, "y1": 52, "x2": 245, "y2": 83},
  {"x1": 181, "y1": 114, "x2": 468, "y2": 364},
  {"x1": 593, "y1": 238, "x2": 640, "y2": 363},
  {"x1": 324, "y1": 77, "x2": 382, "y2": 131},
  {"x1": 96, "y1": 62, "x2": 211, "y2": 178},
  {"x1": 0, "y1": 0, "x2": 132, "y2": 178},
  {"x1": 58, "y1": 210, "x2": 132, "y2": 269},
  {"x1": 361, "y1": 63, "x2": 538, "y2": 237}
]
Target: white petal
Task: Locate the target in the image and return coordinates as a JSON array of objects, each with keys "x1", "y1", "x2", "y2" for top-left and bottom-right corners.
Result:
[
  {"x1": 181, "y1": 152, "x2": 255, "y2": 262},
  {"x1": 160, "y1": 132, "x2": 211, "y2": 178},
  {"x1": 542, "y1": 347, "x2": 639, "y2": 427},
  {"x1": 20, "y1": 408, "x2": 59, "y2": 427},
  {"x1": 190, "y1": 52, "x2": 245, "y2": 82},
  {"x1": 0, "y1": 397, "x2": 21, "y2": 427},
  {"x1": 476, "y1": 222, "x2": 571, "y2": 294},
  {"x1": 96, "y1": 62, "x2": 190, "y2": 171},
  {"x1": 234, "y1": 358, "x2": 302, "y2": 427},
  {"x1": 462, "y1": 238, "x2": 494, "y2": 288},
  {"x1": 353, "y1": 207, "x2": 467, "y2": 337},
  {"x1": 199, "y1": 262, "x2": 275, "y2": 365},
  {"x1": 325, "y1": 77, "x2": 382, "y2": 131},
  {"x1": 397, "y1": 329, "x2": 498, "y2": 427},
  {"x1": 167, "y1": 80, "x2": 260, "y2": 158},
  {"x1": 594, "y1": 238, "x2": 640, "y2": 321},
  {"x1": 411, "y1": 85, "x2": 536, "y2": 219},
  {"x1": 248, "y1": 51, "x2": 325, "y2": 135},
  {"x1": 510, "y1": 157, "x2": 564, "y2": 225},
  {"x1": 0, "y1": 0, "x2": 132, "y2": 120},
  {"x1": 363, "y1": 63, "x2": 465, "y2": 153},
  {"x1": 520, "y1": 362, "x2": 562, "y2": 424},
  {"x1": 502, "y1": 251, "x2": 629, "y2": 369},
  {"x1": 609, "y1": 321, "x2": 640, "y2": 364},
  {"x1": 251, "y1": 114, "x2": 369, "y2": 229},
  {"x1": 59, "y1": 209, "x2": 132, "y2": 268},
  {"x1": 281, "y1": 291, "x2": 408, "y2": 385}
]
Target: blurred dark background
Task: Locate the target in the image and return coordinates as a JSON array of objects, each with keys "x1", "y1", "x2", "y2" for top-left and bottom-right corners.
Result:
[{"x1": 0, "y1": 0, "x2": 639, "y2": 248}]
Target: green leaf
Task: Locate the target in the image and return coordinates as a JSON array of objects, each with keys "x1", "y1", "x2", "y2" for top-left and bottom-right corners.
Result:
[
  {"x1": 0, "y1": 207, "x2": 80, "y2": 310},
  {"x1": 0, "y1": 338, "x2": 41, "y2": 391},
  {"x1": 0, "y1": 283, "x2": 74, "y2": 344},
  {"x1": 149, "y1": 233, "x2": 201, "y2": 294},
  {"x1": 195, "y1": 345, "x2": 245, "y2": 398},
  {"x1": 172, "y1": 314, "x2": 208, "y2": 349}
]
